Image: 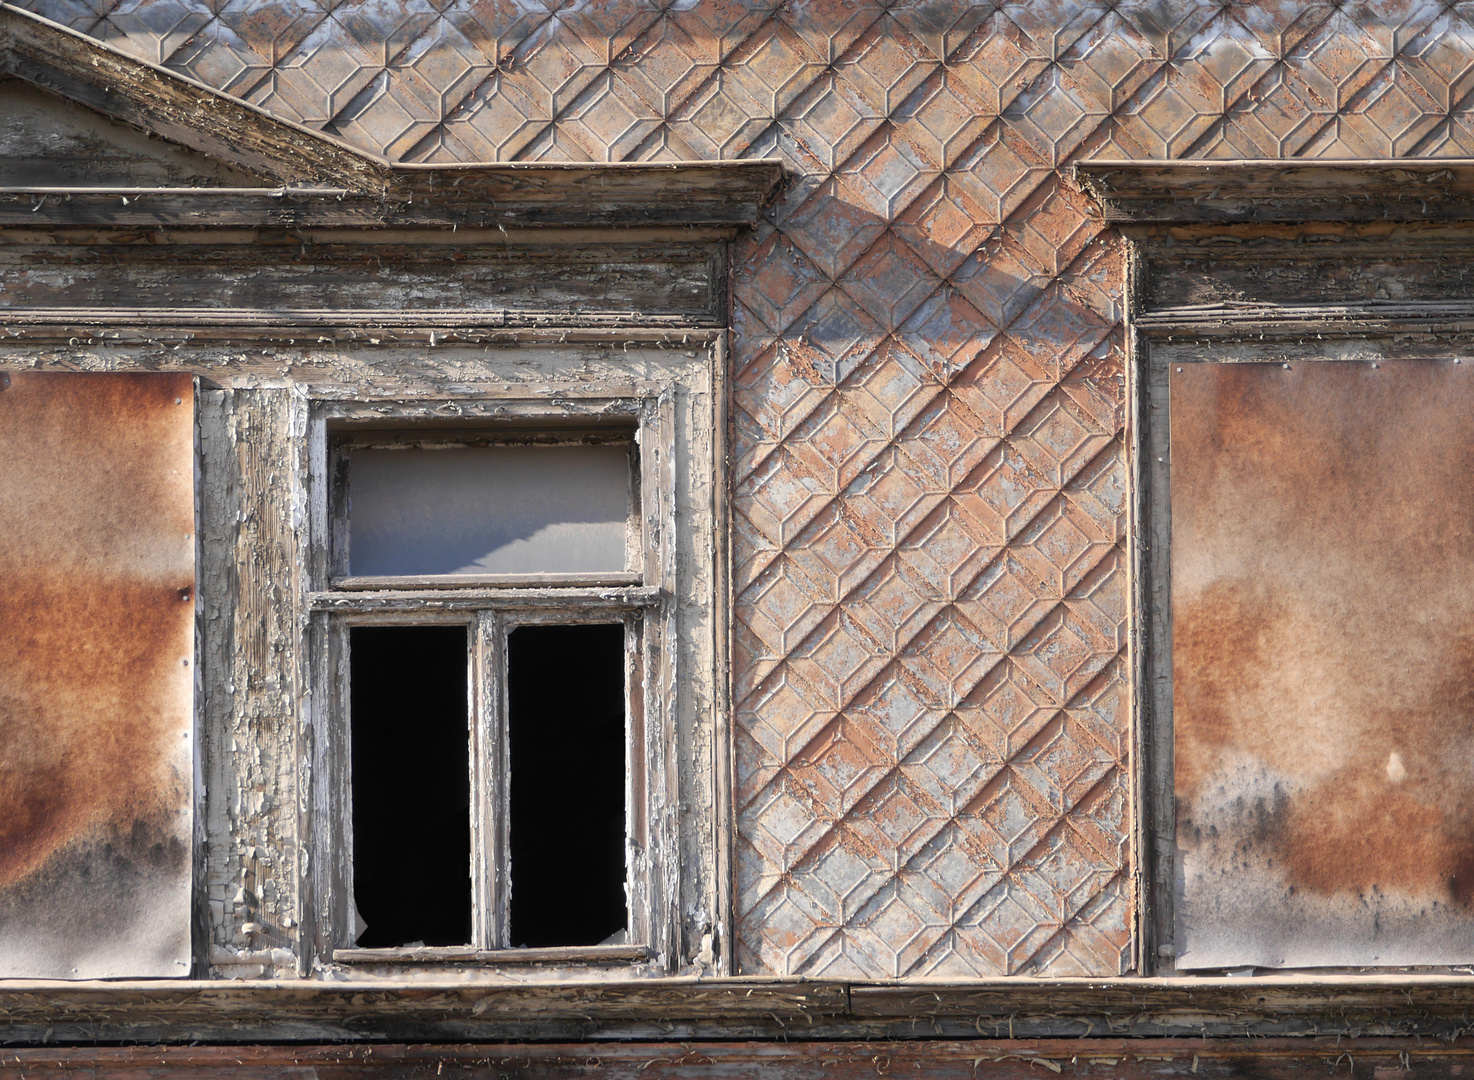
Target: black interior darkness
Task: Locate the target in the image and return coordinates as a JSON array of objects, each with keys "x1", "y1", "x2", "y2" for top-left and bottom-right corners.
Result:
[
  {"x1": 350, "y1": 625, "x2": 472, "y2": 948},
  {"x1": 507, "y1": 623, "x2": 627, "y2": 947}
]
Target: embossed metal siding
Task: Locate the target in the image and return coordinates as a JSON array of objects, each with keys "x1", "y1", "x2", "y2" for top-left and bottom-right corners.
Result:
[
  {"x1": 42, "y1": 0, "x2": 1437, "y2": 977},
  {"x1": 1171, "y1": 360, "x2": 1474, "y2": 969},
  {"x1": 0, "y1": 371, "x2": 195, "y2": 979}
]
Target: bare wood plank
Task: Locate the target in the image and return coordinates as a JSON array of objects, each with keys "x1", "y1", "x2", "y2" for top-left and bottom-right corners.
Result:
[
  {"x1": 308, "y1": 586, "x2": 660, "y2": 613},
  {"x1": 0, "y1": 244, "x2": 726, "y2": 323},
  {"x1": 1135, "y1": 299, "x2": 1474, "y2": 338},
  {"x1": 1146, "y1": 246, "x2": 1474, "y2": 309},
  {"x1": 2, "y1": 1039, "x2": 1474, "y2": 1080},
  {"x1": 0, "y1": 321, "x2": 725, "y2": 347},
  {"x1": 329, "y1": 572, "x2": 645, "y2": 592},
  {"x1": 1073, "y1": 158, "x2": 1474, "y2": 223},
  {"x1": 0, "y1": 163, "x2": 783, "y2": 227},
  {"x1": 334, "y1": 945, "x2": 649, "y2": 965},
  {"x1": 2, "y1": 8, "x2": 388, "y2": 188}
]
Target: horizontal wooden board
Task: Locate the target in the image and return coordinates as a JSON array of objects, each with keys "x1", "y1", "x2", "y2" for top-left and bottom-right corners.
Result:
[
  {"x1": 1073, "y1": 159, "x2": 1474, "y2": 223},
  {"x1": 3, "y1": 977, "x2": 1474, "y2": 1042},
  {"x1": 0, "y1": 1038, "x2": 1472, "y2": 1079},
  {"x1": 0, "y1": 243, "x2": 724, "y2": 322}
]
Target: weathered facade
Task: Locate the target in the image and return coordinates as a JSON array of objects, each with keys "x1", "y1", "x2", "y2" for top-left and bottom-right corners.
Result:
[{"x1": 6, "y1": 0, "x2": 1474, "y2": 1072}]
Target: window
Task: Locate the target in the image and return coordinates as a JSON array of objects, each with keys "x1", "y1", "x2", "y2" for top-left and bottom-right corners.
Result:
[
  {"x1": 308, "y1": 396, "x2": 679, "y2": 965},
  {"x1": 1076, "y1": 157, "x2": 1474, "y2": 975}
]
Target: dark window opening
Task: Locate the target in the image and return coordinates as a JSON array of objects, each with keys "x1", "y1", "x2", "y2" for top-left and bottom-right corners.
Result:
[
  {"x1": 508, "y1": 623, "x2": 627, "y2": 948},
  {"x1": 350, "y1": 625, "x2": 472, "y2": 948}
]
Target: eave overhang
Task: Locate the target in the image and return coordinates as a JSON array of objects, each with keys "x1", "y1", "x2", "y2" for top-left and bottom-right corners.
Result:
[
  {"x1": 0, "y1": 160, "x2": 787, "y2": 229},
  {"x1": 0, "y1": 3, "x2": 785, "y2": 230}
]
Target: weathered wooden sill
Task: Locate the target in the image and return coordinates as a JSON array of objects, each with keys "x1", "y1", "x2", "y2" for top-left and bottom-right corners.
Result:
[
  {"x1": 4, "y1": 976, "x2": 1474, "y2": 1044},
  {"x1": 308, "y1": 585, "x2": 660, "y2": 613},
  {"x1": 329, "y1": 572, "x2": 645, "y2": 592},
  {"x1": 334, "y1": 945, "x2": 648, "y2": 966}
]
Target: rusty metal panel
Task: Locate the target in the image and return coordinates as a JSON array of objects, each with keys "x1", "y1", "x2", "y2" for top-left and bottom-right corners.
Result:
[
  {"x1": 1171, "y1": 360, "x2": 1474, "y2": 969},
  {"x1": 0, "y1": 372, "x2": 194, "y2": 979}
]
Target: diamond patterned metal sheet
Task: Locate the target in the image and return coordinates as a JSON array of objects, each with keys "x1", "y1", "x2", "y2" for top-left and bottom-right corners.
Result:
[{"x1": 28, "y1": 0, "x2": 1464, "y2": 977}]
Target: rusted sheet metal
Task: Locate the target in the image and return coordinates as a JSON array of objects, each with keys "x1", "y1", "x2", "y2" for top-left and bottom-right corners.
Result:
[
  {"x1": 0, "y1": 371, "x2": 194, "y2": 978},
  {"x1": 1171, "y1": 359, "x2": 1474, "y2": 969}
]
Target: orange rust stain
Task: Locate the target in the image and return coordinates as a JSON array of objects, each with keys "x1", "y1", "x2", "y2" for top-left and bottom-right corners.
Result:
[
  {"x1": 1172, "y1": 360, "x2": 1474, "y2": 909},
  {"x1": 0, "y1": 372, "x2": 193, "y2": 896}
]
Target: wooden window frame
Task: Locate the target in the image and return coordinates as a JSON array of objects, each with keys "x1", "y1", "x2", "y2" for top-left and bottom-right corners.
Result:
[{"x1": 304, "y1": 393, "x2": 682, "y2": 971}]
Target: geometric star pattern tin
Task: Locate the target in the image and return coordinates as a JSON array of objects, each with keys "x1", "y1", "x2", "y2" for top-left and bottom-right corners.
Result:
[{"x1": 25, "y1": 0, "x2": 1468, "y2": 975}]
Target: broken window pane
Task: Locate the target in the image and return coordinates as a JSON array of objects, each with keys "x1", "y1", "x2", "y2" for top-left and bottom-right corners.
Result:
[
  {"x1": 507, "y1": 623, "x2": 626, "y2": 948},
  {"x1": 346, "y1": 443, "x2": 632, "y2": 578},
  {"x1": 350, "y1": 625, "x2": 472, "y2": 948}
]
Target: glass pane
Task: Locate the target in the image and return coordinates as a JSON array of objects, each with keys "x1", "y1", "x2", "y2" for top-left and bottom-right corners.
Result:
[{"x1": 347, "y1": 443, "x2": 632, "y2": 577}]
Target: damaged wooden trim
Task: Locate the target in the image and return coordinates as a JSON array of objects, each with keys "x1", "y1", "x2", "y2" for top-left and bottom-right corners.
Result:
[
  {"x1": 334, "y1": 945, "x2": 649, "y2": 965},
  {"x1": 341, "y1": 937, "x2": 654, "y2": 966},
  {"x1": 0, "y1": 185, "x2": 780, "y2": 228},
  {"x1": 0, "y1": 6, "x2": 389, "y2": 189},
  {"x1": 0, "y1": 322, "x2": 727, "y2": 348},
  {"x1": 1072, "y1": 158, "x2": 1474, "y2": 223},
  {"x1": 1, "y1": 1038, "x2": 1474, "y2": 1079},
  {"x1": 1134, "y1": 300, "x2": 1474, "y2": 339},
  {"x1": 7, "y1": 977, "x2": 1474, "y2": 1043},
  {"x1": 308, "y1": 587, "x2": 661, "y2": 614},
  {"x1": 329, "y1": 573, "x2": 646, "y2": 592}
]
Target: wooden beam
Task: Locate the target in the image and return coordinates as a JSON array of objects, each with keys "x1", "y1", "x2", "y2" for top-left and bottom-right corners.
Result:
[
  {"x1": 1072, "y1": 159, "x2": 1474, "y2": 223},
  {"x1": 2, "y1": 977, "x2": 1474, "y2": 1043},
  {"x1": 0, "y1": 1038, "x2": 1471, "y2": 1077}
]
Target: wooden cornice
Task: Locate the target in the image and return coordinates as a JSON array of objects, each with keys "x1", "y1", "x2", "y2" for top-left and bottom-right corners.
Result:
[
  {"x1": 1071, "y1": 159, "x2": 1474, "y2": 223},
  {"x1": 0, "y1": 4, "x2": 785, "y2": 228},
  {"x1": 0, "y1": 3, "x2": 389, "y2": 189}
]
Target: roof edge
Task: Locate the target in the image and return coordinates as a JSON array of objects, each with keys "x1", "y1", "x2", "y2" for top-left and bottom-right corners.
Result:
[{"x1": 1, "y1": 2, "x2": 393, "y2": 189}]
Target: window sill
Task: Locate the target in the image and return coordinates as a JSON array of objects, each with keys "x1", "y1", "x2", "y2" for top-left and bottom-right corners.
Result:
[
  {"x1": 329, "y1": 572, "x2": 645, "y2": 591},
  {"x1": 333, "y1": 945, "x2": 650, "y2": 966}
]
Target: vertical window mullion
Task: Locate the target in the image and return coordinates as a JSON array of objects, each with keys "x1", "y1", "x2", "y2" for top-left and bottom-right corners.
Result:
[{"x1": 472, "y1": 609, "x2": 505, "y2": 951}]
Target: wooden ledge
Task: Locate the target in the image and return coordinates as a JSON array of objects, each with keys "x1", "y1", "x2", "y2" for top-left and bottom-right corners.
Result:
[
  {"x1": 0, "y1": 161, "x2": 785, "y2": 228},
  {"x1": 3, "y1": 976, "x2": 1474, "y2": 1044},
  {"x1": 1072, "y1": 159, "x2": 1474, "y2": 223}
]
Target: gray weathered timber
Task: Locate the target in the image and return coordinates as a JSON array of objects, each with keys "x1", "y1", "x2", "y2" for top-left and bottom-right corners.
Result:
[
  {"x1": 4, "y1": 977, "x2": 1474, "y2": 1042},
  {"x1": 0, "y1": 175, "x2": 784, "y2": 228},
  {"x1": 0, "y1": 4, "x2": 386, "y2": 189},
  {"x1": 0, "y1": 241, "x2": 728, "y2": 323},
  {"x1": 1072, "y1": 159, "x2": 1474, "y2": 223},
  {"x1": 0, "y1": 4, "x2": 783, "y2": 229},
  {"x1": 198, "y1": 389, "x2": 307, "y2": 979},
  {"x1": 0, "y1": 79, "x2": 265, "y2": 187},
  {"x1": 1, "y1": 1038, "x2": 1473, "y2": 1079}
]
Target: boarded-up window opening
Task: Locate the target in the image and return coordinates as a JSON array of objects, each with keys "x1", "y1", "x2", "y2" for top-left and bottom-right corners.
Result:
[
  {"x1": 1153, "y1": 356, "x2": 1474, "y2": 970},
  {"x1": 0, "y1": 371, "x2": 196, "y2": 980},
  {"x1": 507, "y1": 623, "x2": 627, "y2": 948},
  {"x1": 349, "y1": 625, "x2": 472, "y2": 949}
]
